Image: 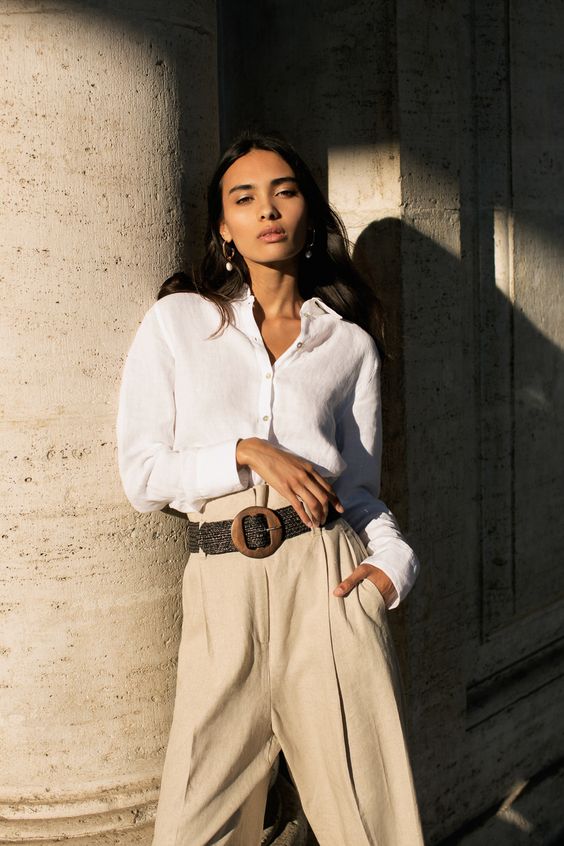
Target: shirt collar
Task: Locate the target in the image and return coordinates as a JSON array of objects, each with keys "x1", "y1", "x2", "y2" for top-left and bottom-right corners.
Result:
[
  {"x1": 234, "y1": 283, "x2": 343, "y2": 321},
  {"x1": 301, "y1": 297, "x2": 343, "y2": 320}
]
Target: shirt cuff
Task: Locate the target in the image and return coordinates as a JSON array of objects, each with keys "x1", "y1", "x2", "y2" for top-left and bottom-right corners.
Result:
[
  {"x1": 361, "y1": 551, "x2": 420, "y2": 610},
  {"x1": 194, "y1": 439, "x2": 250, "y2": 500}
]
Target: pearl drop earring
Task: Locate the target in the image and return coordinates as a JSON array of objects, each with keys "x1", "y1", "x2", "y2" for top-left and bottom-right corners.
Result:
[
  {"x1": 222, "y1": 239, "x2": 235, "y2": 272},
  {"x1": 305, "y1": 228, "x2": 315, "y2": 259}
]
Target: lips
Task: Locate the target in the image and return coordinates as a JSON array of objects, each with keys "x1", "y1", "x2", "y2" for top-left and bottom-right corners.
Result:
[{"x1": 258, "y1": 226, "x2": 286, "y2": 240}]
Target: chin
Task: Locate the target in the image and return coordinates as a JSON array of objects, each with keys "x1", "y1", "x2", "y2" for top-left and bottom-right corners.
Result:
[{"x1": 251, "y1": 247, "x2": 301, "y2": 265}]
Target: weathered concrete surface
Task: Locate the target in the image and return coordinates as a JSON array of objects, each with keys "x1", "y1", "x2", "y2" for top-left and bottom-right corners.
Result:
[
  {"x1": 219, "y1": 1, "x2": 564, "y2": 843},
  {"x1": 218, "y1": 0, "x2": 400, "y2": 196},
  {"x1": 396, "y1": 0, "x2": 564, "y2": 842},
  {"x1": 0, "y1": 1, "x2": 218, "y2": 841},
  {"x1": 4, "y1": 0, "x2": 563, "y2": 843},
  {"x1": 444, "y1": 761, "x2": 564, "y2": 845}
]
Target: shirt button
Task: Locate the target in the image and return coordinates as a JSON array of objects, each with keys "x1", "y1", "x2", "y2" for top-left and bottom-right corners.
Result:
[
  {"x1": 262, "y1": 415, "x2": 270, "y2": 422},
  {"x1": 265, "y1": 373, "x2": 272, "y2": 379},
  {"x1": 297, "y1": 342, "x2": 303, "y2": 348}
]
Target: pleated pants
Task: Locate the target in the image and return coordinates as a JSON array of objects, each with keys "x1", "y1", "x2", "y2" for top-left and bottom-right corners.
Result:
[{"x1": 152, "y1": 484, "x2": 424, "y2": 846}]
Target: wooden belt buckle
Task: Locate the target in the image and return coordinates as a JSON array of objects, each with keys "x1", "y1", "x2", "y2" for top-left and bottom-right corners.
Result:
[{"x1": 230, "y1": 506, "x2": 283, "y2": 558}]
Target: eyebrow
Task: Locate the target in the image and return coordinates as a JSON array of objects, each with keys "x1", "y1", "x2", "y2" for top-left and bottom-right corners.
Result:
[{"x1": 227, "y1": 176, "x2": 298, "y2": 196}]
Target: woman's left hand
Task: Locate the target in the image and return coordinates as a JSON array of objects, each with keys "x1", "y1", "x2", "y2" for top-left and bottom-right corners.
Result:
[{"x1": 333, "y1": 564, "x2": 397, "y2": 609}]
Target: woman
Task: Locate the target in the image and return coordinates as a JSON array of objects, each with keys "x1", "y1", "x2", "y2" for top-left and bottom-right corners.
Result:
[{"x1": 117, "y1": 131, "x2": 423, "y2": 846}]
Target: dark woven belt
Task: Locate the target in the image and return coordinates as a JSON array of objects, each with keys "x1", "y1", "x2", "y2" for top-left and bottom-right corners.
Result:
[
  {"x1": 186, "y1": 503, "x2": 339, "y2": 559},
  {"x1": 188, "y1": 504, "x2": 305, "y2": 558}
]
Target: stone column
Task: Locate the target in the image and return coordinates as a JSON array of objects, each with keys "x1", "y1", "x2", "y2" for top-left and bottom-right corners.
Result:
[{"x1": 1, "y1": 2, "x2": 218, "y2": 842}]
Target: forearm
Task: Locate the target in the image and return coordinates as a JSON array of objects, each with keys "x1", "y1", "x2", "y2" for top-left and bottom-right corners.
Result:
[
  {"x1": 235, "y1": 436, "x2": 265, "y2": 471},
  {"x1": 118, "y1": 438, "x2": 248, "y2": 513},
  {"x1": 235, "y1": 437, "x2": 344, "y2": 528}
]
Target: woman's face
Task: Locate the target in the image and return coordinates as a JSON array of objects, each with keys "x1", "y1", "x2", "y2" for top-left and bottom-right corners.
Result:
[{"x1": 219, "y1": 149, "x2": 309, "y2": 272}]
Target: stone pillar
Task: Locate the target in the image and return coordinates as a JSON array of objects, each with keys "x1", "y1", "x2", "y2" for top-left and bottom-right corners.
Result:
[{"x1": 1, "y1": 2, "x2": 218, "y2": 842}]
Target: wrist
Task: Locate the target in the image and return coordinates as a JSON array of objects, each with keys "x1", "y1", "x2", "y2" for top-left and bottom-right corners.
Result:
[
  {"x1": 236, "y1": 437, "x2": 263, "y2": 470},
  {"x1": 365, "y1": 565, "x2": 398, "y2": 607}
]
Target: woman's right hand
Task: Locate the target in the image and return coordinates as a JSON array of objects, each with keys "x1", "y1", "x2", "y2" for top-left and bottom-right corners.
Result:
[{"x1": 236, "y1": 437, "x2": 345, "y2": 529}]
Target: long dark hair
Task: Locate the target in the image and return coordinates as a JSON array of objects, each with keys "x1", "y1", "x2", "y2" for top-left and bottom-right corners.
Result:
[{"x1": 158, "y1": 130, "x2": 384, "y2": 351}]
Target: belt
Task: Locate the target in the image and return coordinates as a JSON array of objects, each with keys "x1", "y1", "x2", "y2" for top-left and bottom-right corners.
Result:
[{"x1": 182, "y1": 503, "x2": 339, "y2": 559}]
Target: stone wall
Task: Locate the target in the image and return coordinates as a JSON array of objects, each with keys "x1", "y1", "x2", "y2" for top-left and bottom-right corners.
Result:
[
  {"x1": 1, "y1": 1, "x2": 218, "y2": 841},
  {"x1": 3, "y1": 1, "x2": 563, "y2": 843},
  {"x1": 219, "y1": 1, "x2": 564, "y2": 843}
]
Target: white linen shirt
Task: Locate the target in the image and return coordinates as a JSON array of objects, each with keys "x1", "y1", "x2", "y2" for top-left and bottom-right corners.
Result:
[{"x1": 116, "y1": 286, "x2": 419, "y2": 608}]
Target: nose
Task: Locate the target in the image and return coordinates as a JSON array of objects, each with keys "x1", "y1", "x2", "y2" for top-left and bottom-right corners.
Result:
[{"x1": 258, "y1": 197, "x2": 281, "y2": 220}]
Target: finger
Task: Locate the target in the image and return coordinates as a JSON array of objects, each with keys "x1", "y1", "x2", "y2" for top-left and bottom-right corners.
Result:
[
  {"x1": 293, "y1": 484, "x2": 327, "y2": 527},
  {"x1": 309, "y1": 469, "x2": 345, "y2": 513},
  {"x1": 287, "y1": 493, "x2": 315, "y2": 529},
  {"x1": 297, "y1": 478, "x2": 331, "y2": 526},
  {"x1": 307, "y1": 470, "x2": 334, "y2": 493},
  {"x1": 297, "y1": 478, "x2": 341, "y2": 527},
  {"x1": 301, "y1": 471, "x2": 347, "y2": 523},
  {"x1": 333, "y1": 564, "x2": 373, "y2": 597}
]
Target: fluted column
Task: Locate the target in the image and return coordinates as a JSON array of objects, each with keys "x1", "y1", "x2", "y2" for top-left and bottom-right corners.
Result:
[{"x1": 1, "y1": 2, "x2": 218, "y2": 842}]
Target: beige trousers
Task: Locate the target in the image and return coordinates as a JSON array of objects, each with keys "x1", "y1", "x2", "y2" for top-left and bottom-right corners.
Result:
[{"x1": 152, "y1": 485, "x2": 423, "y2": 846}]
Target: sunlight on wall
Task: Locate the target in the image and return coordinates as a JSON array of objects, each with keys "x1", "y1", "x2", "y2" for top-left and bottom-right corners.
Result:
[
  {"x1": 494, "y1": 205, "x2": 564, "y2": 349},
  {"x1": 497, "y1": 780, "x2": 534, "y2": 834},
  {"x1": 2, "y1": 2, "x2": 217, "y2": 841},
  {"x1": 498, "y1": 806, "x2": 534, "y2": 833},
  {"x1": 327, "y1": 143, "x2": 401, "y2": 244},
  {"x1": 493, "y1": 207, "x2": 515, "y2": 301},
  {"x1": 328, "y1": 142, "x2": 465, "y2": 261}
]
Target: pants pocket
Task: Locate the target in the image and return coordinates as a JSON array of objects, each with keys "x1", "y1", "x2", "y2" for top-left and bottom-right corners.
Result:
[
  {"x1": 358, "y1": 576, "x2": 387, "y2": 623},
  {"x1": 338, "y1": 521, "x2": 387, "y2": 623}
]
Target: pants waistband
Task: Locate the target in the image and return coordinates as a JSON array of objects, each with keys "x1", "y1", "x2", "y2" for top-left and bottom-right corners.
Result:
[{"x1": 187, "y1": 484, "x2": 296, "y2": 524}]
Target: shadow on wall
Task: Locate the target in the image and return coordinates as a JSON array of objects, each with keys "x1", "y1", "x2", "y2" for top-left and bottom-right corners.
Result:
[
  {"x1": 8, "y1": 1, "x2": 564, "y2": 844},
  {"x1": 353, "y1": 215, "x2": 564, "y2": 845},
  {"x1": 218, "y1": 0, "x2": 399, "y2": 197},
  {"x1": 34, "y1": 0, "x2": 219, "y2": 265}
]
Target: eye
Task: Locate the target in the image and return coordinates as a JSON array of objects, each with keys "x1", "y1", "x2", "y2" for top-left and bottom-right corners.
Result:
[
  {"x1": 235, "y1": 196, "x2": 252, "y2": 204},
  {"x1": 277, "y1": 189, "x2": 298, "y2": 197}
]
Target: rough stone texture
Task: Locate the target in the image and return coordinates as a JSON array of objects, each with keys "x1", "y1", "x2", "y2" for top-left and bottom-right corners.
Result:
[
  {"x1": 444, "y1": 761, "x2": 564, "y2": 846},
  {"x1": 219, "y1": 1, "x2": 564, "y2": 843},
  {"x1": 1, "y1": 0, "x2": 218, "y2": 841},
  {"x1": 397, "y1": 0, "x2": 564, "y2": 842},
  {"x1": 3, "y1": 1, "x2": 563, "y2": 843},
  {"x1": 218, "y1": 0, "x2": 399, "y2": 196}
]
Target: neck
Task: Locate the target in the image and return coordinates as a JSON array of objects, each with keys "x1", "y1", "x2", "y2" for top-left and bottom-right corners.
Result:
[{"x1": 245, "y1": 259, "x2": 304, "y2": 318}]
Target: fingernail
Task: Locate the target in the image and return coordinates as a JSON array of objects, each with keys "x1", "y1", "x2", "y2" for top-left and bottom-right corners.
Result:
[{"x1": 334, "y1": 586, "x2": 345, "y2": 596}]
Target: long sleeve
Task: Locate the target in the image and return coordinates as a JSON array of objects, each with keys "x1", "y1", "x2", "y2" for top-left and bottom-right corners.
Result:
[
  {"x1": 333, "y1": 346, "x2": 420, "y2": 609},
  {"x1": 116, "y1": 305, "x2": 248, "y2": 513}
]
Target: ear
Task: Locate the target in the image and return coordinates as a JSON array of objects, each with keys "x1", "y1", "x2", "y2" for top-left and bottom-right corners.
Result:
[{"x1": 219, "y1": 221, "x2": 232, "y2": 243}]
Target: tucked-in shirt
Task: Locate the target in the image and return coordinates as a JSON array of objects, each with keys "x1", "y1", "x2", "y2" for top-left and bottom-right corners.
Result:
[{"x1": 116, "y1": 285, "x2": 419, "y2": 608}]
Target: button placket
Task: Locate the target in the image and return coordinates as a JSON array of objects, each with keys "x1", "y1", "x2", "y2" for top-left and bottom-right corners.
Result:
[
  {"x1": 254, "y1": 345, "x2": 274, "y2": 432},
  {"x1": 273, "y1": 325, "x2": 308, "y2": 373},
  {"x1": 241, "y1": 295, "x2": 314, "y2": 419}
]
